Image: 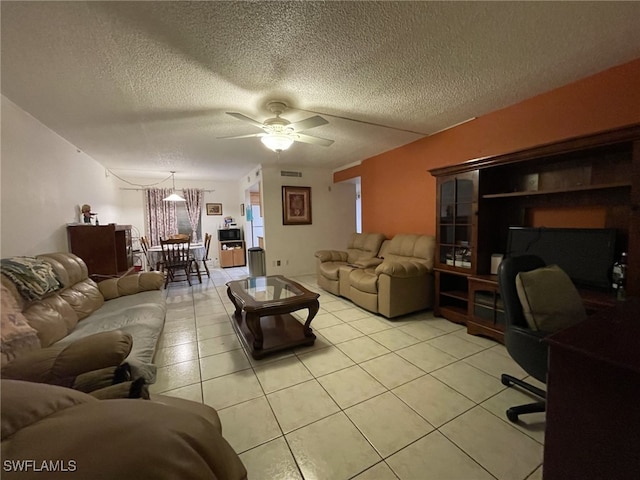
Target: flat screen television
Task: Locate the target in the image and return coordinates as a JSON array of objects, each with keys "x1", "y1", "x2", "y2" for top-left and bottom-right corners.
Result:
[{"x1": 506, "y1": 227, "x2": 617, "y2": 291}]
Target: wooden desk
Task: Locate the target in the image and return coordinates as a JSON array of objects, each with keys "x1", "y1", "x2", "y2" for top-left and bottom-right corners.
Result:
[{"x1": 544, "y1": 298, "x2": 640, "y2": 480}]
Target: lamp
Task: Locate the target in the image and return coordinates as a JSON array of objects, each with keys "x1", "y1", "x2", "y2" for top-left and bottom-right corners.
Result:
[
  {"x1": 261, "y1": 133, "x2": 294, "y2": 153},
  {"x1": 163, "y1": 171, "x2": 186, "y2": 202}
]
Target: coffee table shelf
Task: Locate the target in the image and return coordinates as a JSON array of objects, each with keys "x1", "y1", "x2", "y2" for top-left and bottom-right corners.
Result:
[{"x1": 226, "y1": 275, "x2": 320, "y2": 359}]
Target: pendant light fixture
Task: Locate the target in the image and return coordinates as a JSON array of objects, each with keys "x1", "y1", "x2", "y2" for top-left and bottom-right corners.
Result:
[
  {"x1": 260, "y1": 133, "x2": 295, "y2": 153},
  {"x1": 163, "y1": 171, "x2": 186, "y2": 202}
]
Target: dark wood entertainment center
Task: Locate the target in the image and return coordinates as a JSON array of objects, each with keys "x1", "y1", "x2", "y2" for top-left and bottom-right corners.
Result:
[{"x1": 429, "y1": 124, "x2": 640, "y2": 342}]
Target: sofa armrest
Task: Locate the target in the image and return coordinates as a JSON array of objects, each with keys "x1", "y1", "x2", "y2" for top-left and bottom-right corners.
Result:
[
  {"x1": 315, "y1": 250, "x2": 348, "y2": 263},
  {"x1": 353, "y1": 257, "x2": 384, "y2": 268},
  {"x1": 98, "y1": 271, "x2": 164, "y2": 300},
  {"x1": 376, "y1": 260, "x2": 429, "y2": 278},
  {"x1": 1, "y1": 331, "x2": 133, "y2": 386}
]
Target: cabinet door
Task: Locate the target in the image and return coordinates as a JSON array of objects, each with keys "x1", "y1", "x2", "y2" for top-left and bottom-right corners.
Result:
[
  {"x1": 233, "y1": 248, "x2": 245, "y2": 266},
  {"x1": 220, "y1": 249, "x2": 234, "y2": 267},
  {"x1": 436, "y1": 171, "x2": 478, "y2": 273}
]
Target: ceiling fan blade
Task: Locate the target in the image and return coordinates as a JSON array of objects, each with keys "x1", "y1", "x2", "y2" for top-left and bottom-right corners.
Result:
[
  {"x1": 217, "y1": 133, "x2": 265, "y2": 140},
  {"x1": 288, "y1": 115, "x2": 328, "y2": 132},
  {"x1": 225, "y1": 112, "x2": 266, "y2": 129},
  {"x1": 294, "y1": 133, "x2": 334, "y2": 147}
]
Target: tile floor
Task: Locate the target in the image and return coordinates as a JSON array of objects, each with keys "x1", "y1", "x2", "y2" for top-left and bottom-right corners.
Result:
[{"x1": 150, "y1": 266, "x2": 546, "y2": 480}]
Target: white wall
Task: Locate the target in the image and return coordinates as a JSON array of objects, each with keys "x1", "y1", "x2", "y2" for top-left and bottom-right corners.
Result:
[
  {"x1": 260, "y1": 165, "x2": 356, "y2": 276},
  {"x1": 1, "y1": 96, "x2": 121, "y2": 257}
]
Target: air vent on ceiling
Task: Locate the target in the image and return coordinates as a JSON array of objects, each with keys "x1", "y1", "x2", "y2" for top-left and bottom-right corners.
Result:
[{"x1": 280, "y1": 170, "x2": 302, "y2": 177}]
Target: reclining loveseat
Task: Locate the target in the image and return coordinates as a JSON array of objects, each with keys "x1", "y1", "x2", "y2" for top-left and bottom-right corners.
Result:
[{"x1": 315, "y1": 233, "x2": 436, "y2": 318}]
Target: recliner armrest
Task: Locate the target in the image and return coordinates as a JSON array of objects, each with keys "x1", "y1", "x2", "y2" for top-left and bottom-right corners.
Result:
[
  {"x1": 353, "y1": 257, "x2": 384, "y2": 268},
  {"x1": 1, "y1": 331, "x2": 133, "y2": 386},
  {"x1": 314, "y1": 250, "x2": 348, "y2": 263},
  {"x1": 376, "y1": 260, "x2": 429, "y2": 278}
]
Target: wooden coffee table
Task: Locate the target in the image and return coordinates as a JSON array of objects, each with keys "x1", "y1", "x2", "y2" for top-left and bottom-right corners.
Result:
[{"x1": 226, "y1": 275, "x2": 320, "y2": 359}]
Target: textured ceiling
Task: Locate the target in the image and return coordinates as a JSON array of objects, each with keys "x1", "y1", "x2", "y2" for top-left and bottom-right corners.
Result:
[{"x1": 2, "y1": 1, "x2": 640, "y2": 181}]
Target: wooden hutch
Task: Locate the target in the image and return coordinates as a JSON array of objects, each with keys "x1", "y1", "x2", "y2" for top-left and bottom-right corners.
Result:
[
  {"x1": 67, "y1": 224, "x2": 133, "y2": 279},
  {"x1": 429, "y1": 124, "x2": 640, "y2": 342}
]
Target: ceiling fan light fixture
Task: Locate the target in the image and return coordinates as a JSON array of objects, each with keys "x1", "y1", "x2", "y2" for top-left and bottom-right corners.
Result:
[
  {"x1": 163, "y1": 171, "x2": 186, "y2": 202},
  {"x1": 261, "y1": 133, "x2": 294, "y2": 153}
]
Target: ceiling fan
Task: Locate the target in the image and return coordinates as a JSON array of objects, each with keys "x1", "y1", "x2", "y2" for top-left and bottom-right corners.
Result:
[{"x1": 218, "y1": 101, "x2": 334, "y2": 152}]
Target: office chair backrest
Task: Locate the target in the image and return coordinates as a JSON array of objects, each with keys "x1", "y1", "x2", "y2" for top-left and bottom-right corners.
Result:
[{"x1": 498, "y1": 254, "x2": 546, "y2": 330}]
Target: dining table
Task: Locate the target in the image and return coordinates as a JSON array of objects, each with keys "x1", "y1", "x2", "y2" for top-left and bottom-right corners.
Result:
[{"x1": 146, "y1": 242, "x2": 205, "y2": 272}]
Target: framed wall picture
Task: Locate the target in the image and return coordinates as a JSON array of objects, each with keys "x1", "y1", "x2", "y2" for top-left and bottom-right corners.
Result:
[
  {"x1": 282, "y1": 186, "x2": 312, "y2": 225},
  {"x1": 206, "y1": 203, "x2": 222, "y2": 216}
]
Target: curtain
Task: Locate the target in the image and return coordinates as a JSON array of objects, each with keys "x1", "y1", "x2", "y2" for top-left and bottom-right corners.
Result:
[
  {"x1": 183, "y1": 188, "x2": 204, "y2": 243},
  {"x1": 145, "y1": 188, "x2": 177, "y2": 246}
]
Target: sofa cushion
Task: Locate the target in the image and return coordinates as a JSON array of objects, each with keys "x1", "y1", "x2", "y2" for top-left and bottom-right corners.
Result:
[
  {"x1": 349, "y1": 268, "x2": 379, "y2": 294},
  {"x1": 318, "y1": 261, "x2": 344, "y2": 281},
  {"x1": 1, "y1": 285, "x2": 40, "y2": 366},
  {"x1": 346, "y1": 233, "x2": 386, "y2": 264},
  {"x1": 53, "y1": 290, "x2": 166, "y2": 383},
  {"x1": 384, "y1": 234, "x2": 435, "y2": 269},
  {"x1": 516, "y1": 264, "x2": 586, "y2": 332}
]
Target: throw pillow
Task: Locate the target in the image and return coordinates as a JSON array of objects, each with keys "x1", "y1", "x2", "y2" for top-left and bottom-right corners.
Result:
[
  {"x1": 1, "y1": 285, "x2": 41, "y2": 366},
  {"x1": 515, "y1": 264, "x2": 587, "y2": 332}
]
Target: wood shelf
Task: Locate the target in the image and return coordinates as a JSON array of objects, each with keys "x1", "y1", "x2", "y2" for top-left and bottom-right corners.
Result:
[{"x1": 482, "y1": 181, "x2": 632, "y2": 199}]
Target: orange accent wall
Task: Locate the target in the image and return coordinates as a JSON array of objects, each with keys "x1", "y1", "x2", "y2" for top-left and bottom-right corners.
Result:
[{"x1": 334, "y1": 59, "x2": 640, "y2": 239}]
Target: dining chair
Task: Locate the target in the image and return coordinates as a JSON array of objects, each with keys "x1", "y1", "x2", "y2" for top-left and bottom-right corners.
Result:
[
  {"x1": 159, "y1": 237, "x2": 201, "y2": 287},
  {"x1": 169, "y1": 233, "x2": 189, "y2": 240},
  {"x1": 140, "y1": 236, "x2": 162, "y2": 271},
  {"x1": 201, "y1": 233, "x2": 212, "y2": 278}
]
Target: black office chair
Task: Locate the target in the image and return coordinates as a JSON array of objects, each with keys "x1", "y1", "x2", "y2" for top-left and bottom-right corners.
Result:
[{"x1": 497, "y1": 254, "x2": 548, "y2": 422}]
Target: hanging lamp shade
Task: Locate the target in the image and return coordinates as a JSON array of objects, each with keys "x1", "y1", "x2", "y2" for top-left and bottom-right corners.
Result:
[{"x1": 163, "y1": 171, "x2": 185, "y2": 202}]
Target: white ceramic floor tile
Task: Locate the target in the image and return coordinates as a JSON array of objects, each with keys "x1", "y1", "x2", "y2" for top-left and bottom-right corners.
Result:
[
  {"x1": 422, "y1": 317, "x2": 466, "y2": 333},
  {"x1": 200, "y1": 348, "x2": 251, "y2": 380},
  {"x1": 321, "y1": 300, "x2": 353, "y2": 313},
  {"x1": 292, "y1": 331, "x2": 332, "y2": 354},
  {"x1": 154, "y1": 341, "x2": 199, "y2": 367},
  {"x1": 481, "y1": 389, "x2": 546, "y2": 444},
  {"x1": 196, "y1": 321, "x2": 235, "y2": 340},
  {"x1": 360, "y1": 353, "x2": 426, "y2": 389},
  {"x1": 195, "y1": 312, "x2": 232, "y2": 326},
  {"x1": 201, "y1": 369, "x2": 264, "y2": 410},
  {"x1": 398, "y1": 322, "x2": 448, "y2": 341},
  {"x1": 336, "y1": 336, "x2": 391, "y2": 363},
  {"x1": 267, "y1": 379, "x2": 340, "y2": 433},
  {"x1": 298, "y1": 346, "x2": 355, "y2": 377},
  {"x1": 440, "y1": 406, "x2": 543, "y2": 480},
  {"x1": 453, "y1": 329, "x2": 500, "y2": 348},
  {"x1": 253, "y1": 356, "x2": 313, "y2": 393},
  {"x1": 351, "y1": 462, "x2": 399, "y2": 480},
  {"x1": 239, "y1": 437, "x2": 303, "y2": 480},
  {"x1": 217, "y1": 397, "x2": 282, "y2": 454},
  {"x1": 463, "y1": 348, "x2": 529, "y2": 380},
  {"x1": 310, "y1": 312, "x2": 344, "y2": 329},
  {"x1": 527, "y1": 465, "x2": 543, "y2": 480},
  {"x1": 350, "y1": 317, "x2": 394, "y2": 335},
  {"x1": 333, "y1": 307, "x2": 371, "y2": 322},
  {"x1": 431, "y1": 361, "x2": 505, "y2": 403},
  {"x1": 317, "y1": 365, "x2": 387, "y2": 409},
  {"x1": 386, "y1": 431, "x2": 494, "y2": 480},
  {"x1": 396, "y1": 342, "x2": 458, "y2": 372},
  {"x1": 156, "y1": 382, "x2": 203, "y2": 403},
  {"x1": 427, "y1": 332, "x2": 489, "y2": 359},
  {"x1": 149, "y1": 359, "x2": 201, "y2": 393},
  {"x1": 198, "y1": 333, "x2": 241, "y2": 357},
  {"x1": 345, "y1": 392, "x2": 434, "y2": 457},
  {"x1": 369, "y1": 328, "x2": 421, "y2": 350},
  {"x1": 157, "y1": 329, "x2": 198, "y2": 348},
  {"x1": 392, "y1": 374, "x2": 475, "y2": 427},
  {"x1": 286, "y1": 412, "x2": 381, "y2": 480},
  {"x1": 316, "y1": 323, "x2": 364, "y2": 344}
]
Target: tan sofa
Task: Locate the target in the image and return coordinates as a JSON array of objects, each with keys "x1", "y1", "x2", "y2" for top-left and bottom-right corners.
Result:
[
  {"x1": 315, "y1": 233, "x2": 436, "y2": 318},
  {"x1": 315, "y1": 233, "x2": 386, "y2": 295},
  {"x1": 1, "y1": 253, "x2": 166, "y2": 384},
  {"x1": 1, "y1": 379, "x2": 247, "y2": 479}
]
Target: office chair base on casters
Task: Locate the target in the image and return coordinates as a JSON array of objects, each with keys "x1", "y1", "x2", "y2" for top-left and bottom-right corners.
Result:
[{"x1": 501, "y1": 373, "x2": 546, "y2": 423}]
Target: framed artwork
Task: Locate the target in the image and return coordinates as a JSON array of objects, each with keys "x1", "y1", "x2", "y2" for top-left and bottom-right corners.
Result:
[
  {"x1": 282, "y1": 186, "x2": 312, "y2": 225},
  {"x1": 206, "y1": 203, "x2": 222, "y2": 216}
]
